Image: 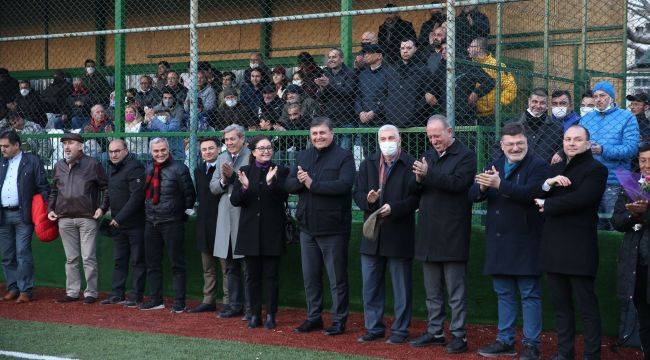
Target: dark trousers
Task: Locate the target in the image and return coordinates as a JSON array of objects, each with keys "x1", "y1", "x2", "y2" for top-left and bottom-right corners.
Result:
[
  {"x1": 300, "y1": 231, "x2": 349, "y2": 324},
  {"x1": 244, "y1": 255, "x2": 280, "y2": 315},
  {"x1": 225, "y1": 245, "x2": 245, "y2": 311},
  {"x1": 144, "y1": 221, "x2": 186, "y2": 304},
  {"x1": 110, "y1": 226, "x2": 146, "y2": 300},
  {"x1": 634, "y1": 265, "x2": 650, "y2": 360},
  {"x1": 547, "y1": 273, "x2": 602, "y2": 360}
]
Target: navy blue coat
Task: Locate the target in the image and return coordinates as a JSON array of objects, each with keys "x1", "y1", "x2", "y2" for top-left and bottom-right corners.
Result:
[
  {"x1": 385, "y1": 60, "x2": 432, "y2": 128},
  {"x1": 0, "y1": 152, "x2": 50, "y2": 224},
  {"x1": 318, "y1": 64, "x2": 357, "y2": 128},
  {"x1": 354, "y1": 64, "x2": 393, "y2": 126},
  {"x1": 469, "y1": 152, "x2": 549, "y2": 276}
]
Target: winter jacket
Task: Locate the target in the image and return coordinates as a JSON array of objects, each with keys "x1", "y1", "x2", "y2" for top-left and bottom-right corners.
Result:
[
  {"x1": 105, "y1": 154, "x2": 145, "y2": 229},
  {"x1": 474, "y1": 53, "x2": 517, "y2": 117},
  {"x1": 144, "y1": 160, "x2": 196, "y2": 224}
]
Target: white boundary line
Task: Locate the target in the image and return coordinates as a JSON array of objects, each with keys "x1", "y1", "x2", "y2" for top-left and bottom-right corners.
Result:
[{"x1": 0, "y1": 350, "x2": 78, "y2": 360}]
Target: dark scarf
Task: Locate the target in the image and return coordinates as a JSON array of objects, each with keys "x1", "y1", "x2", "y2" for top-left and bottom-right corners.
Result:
[
  {"x1": 378, "y1": 148, "x2": 401, "y2": 189},
  {"x1": 146, "y1": 156, "x2": 172, "y2": 205},
  {"x1": 255, "y1": 160, "x2": 271, "y2": 171}
]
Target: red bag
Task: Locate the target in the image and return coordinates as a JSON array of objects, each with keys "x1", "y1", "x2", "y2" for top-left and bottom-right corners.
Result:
[{"x1": 31, "y1": 194, "x2": 59, "y2": 242}]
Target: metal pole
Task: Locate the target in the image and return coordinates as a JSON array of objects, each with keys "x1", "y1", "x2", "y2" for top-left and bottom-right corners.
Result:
[
  {"x1": 494, "y1": 2, "x2": 503, "y2": 139},
  {"x1": 113, "y1": 0, "x2": 125, "y2": 133},
  {"x1": 543, "y1": 0, "x2": 550, "y2": 91},
  {"x1": 340, "y1": 0, "x2": 353, "y2": 66},
  {"x1": 188, "y1": 0, "x2": 199, "y2": 178},
  {"x1": 446, "y1": 0, "x2": 456, "y2": 129},
  {"x1": 621, "y1": 0, "x2": 628, "y2": 105},
  {"x1": 581, "y1": 0, "x2": 588, "y2": 86}
]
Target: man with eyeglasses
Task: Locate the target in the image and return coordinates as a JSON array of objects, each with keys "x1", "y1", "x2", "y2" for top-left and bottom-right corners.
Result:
[
  {"x1": 469, "y1": 123, "x2": 548, "y2": 360},
  {"x1": 100, "y1": 139, "x2": 146, "y2": 307}
]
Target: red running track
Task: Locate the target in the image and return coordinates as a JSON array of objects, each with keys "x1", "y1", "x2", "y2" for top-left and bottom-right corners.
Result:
[{"x1": 0, "y1": 287, "x2": 642, "y2": 360}]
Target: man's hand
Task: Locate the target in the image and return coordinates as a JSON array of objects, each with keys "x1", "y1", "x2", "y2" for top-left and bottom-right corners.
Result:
[
  {"x1": 467, "y1": 92, "x2": 478, "y2": 106},
  {"x1": 221, "y1": 162, "x2": 234, "y2": 178},
  {"x1": 551, "y1": 153, "x2": 563, "y2": 165},
  {"x1": 413, "y1": 157, "x2": 429, "y2": 182},
  {"x1": 378, "y1": 203, "x2": 391, "y2": 217},
  {"x1": 546, "y1": 175, "x2": 572, "y2": 187},
  {"x1": 359, "y1": 111, "x2": 375, "y2": 124},
  {"x1": 591, "y1": 143, "x2": 603, "y2": 155},
  {"x1": 475, "y1": 166, "x2": 501, "y2": 190},
  {"x1": 47, "y1": 211, "x2": 58, "y2": 221},
  {"x1": 626, "y1": 200, "x2": 649, "y2": 215},
  {"x1": 93, "y1": 208, "x2": 104, "y2": 219},
  {"x1": 425, "y1": 93, "x2": 438, "y2": 107},
  {"x1": 314, "y1": 76, "x2": 330, "y2": 87},
  {"x1": 297, "y1": 166, "x2": 312, "y2": 188},
  {"x1": 534, "y1": 198, "x2": 545, "y2": 213},
  {"x1": 367, "y1": 189, "x2": 381, "y2": 204},
  {"x1": 109, "y1": 219, "x2": 119, "y2": 228}
]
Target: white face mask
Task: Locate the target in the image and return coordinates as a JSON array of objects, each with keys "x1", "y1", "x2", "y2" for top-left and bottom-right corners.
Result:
[
  {"x1": 526, "y1": 107, "x2": 545, "y2": 118},
  {"x1": 86, "y1": 67, "x2": 95, "y2": 75},
  {"x1": 162, "y1": 99, "x2": 173, "y2": 107},
  {"x1": 157, "y1": 115, "x2": 168, "y2": 123},
  {"x1": 379, "y1": 141, "x2": 398, "y2": 157},
  {"x1": 250, "y1": 62, "x2": 259, "y2": 69},
  {"x1": 292, "y1": 80, "x2": 302, "y2": 86},
  {"x1": 225, "y1": 99, "x2": 238, "y2": 108},
  {"x1": 599, "y1": 104, "x2": 613, "y2": 113},
  {"x1": 552, "y1": 106, "x2": 568, "y2": 119},
  {"x1": 19, "y1": 89, "x2": 29, "y2": 97},
  {"x1": 580, "y1": 106, "x2": 595, "y2": 117}
]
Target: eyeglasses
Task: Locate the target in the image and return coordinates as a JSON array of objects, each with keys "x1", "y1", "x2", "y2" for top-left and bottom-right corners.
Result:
[
  {"x1": 255, "y1": 146, "x2": 273, "y2": 153},
  {"x1": 108, "y1": 148, "x2": 126, "y2": 155},
  {"x1": 502, "y1": 141, "x2": 526, "y2": 148}
]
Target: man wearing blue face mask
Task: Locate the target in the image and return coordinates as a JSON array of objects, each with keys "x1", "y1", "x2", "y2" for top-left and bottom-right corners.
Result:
[
  {"x1": 579, "y1": 80, "x2": 640, "y2": 230},
  {"x1": 353, "y1": 124, "x2": 419, "y2": 345}
]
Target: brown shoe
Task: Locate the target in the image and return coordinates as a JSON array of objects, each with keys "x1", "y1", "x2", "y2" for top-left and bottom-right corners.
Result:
[
  {"x1": 16, "y1": 293, "x2": 31, "y2": 303},
  {"x1": 2, "y1": 291, "x2": 18, "y2": 301}
]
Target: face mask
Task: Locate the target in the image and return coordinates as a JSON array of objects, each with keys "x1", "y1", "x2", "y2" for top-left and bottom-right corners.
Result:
[
  {"x1": 19, "y1": 89, "x2": 29, "y2": 97},
  {"x1": 526, "y1": 107, "x2": 544, "y2": 118},
  {"x1": 379, "y1": 141, "x2": 398, "y2": 157},
  {"x1": 157, "y1": 115, "x2": 168, "y2": 124},
  {"x1": 292, "y1": 80, "x2": 302, "y2": 86},
  {"x1": 599, "y1": 104, "x2": 613, "y2": 113},
  {"x1": 552, "y1": 106, "x2": 568, "y2": 119},
  {"x1": 86, "y1": 67, "x2": 95, "y2": 75},
  {"x1": 225, "y1": 99, "x2": 237, "y2": 108},
  {"x1": 109, "y1": 98, "x2": 115, "y2": 107},
  {"x1": 125, "y1": 113, "x2": 136, "y2": 122},
  {"x1": 250, "y1": 62, "x2": 259, "y2": 69},
  {"x1": 580, "y1": 106, "x2": 595, "y2": 117},
  {"x1": 163, "y1": 99, "x2": 173, "y2": 107}
]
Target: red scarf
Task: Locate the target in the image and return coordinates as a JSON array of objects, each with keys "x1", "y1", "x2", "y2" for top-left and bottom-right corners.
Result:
[{"x1": 146, "y1": 156, "x2": 172, "y2": 205}]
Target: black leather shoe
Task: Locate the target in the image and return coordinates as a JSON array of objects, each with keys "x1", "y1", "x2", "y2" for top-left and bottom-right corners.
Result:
[
  {"x1": 188, "y1": 303, "x2": 217, "y2": 313},
  {"x1": 265, "y1": 314, "x2": 276, "y2": 329},
  {"x1": 293, "y1": 319, "x2": 323, "y2": 333},
  {"x1": 386, "y1": 334, "x2": 408, "y2": 344},
  {"x1": 248, "y1": 314, "x2": 262, "y2": 328},
  {"x1": 357, "y1": 332, "x2": 385, "y2": 343},
  {"x1": 324, "y1": 323, "x2": 345, "y2": 336},
  {"x1": 410, "y1": 332, "x2": 446, "y2": 347},
  {"x1": 218, "y1": 306, "x2": 244, "y2": 318},
  {"x1": 445, "y1": 336, "x2": 468, "y2": 354}
]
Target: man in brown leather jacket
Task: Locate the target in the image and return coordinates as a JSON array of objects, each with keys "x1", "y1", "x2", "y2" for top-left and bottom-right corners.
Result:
[{"x1": 48, "y1": 133, "x2": 108, "y2": 304}]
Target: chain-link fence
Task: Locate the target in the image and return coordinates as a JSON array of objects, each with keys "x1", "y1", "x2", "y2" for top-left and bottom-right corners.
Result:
[{"x1": 0, "y1": 0, "x2": 633, "y2": 220}]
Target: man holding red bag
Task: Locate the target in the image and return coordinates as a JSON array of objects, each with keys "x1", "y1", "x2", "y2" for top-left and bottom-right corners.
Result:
[{"x1": 0, "y1": 129, "x2": 49, "y2": 303}]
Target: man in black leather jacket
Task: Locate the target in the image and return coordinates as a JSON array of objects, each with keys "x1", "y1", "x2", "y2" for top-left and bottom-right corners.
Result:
[{"x1": 140, "y1": 137, "x2": 196, "y2": 313}]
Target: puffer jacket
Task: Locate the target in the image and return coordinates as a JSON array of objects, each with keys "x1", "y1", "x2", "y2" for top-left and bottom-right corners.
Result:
[
  {"x1": 144, "y1": 160, "x2": 196, "y2": 224},
  {"x1": 579, "y1": 106, "x2": 640, "y2": 185},
  {"x1": 474, "y1": 53, "x2": 517, "y2": 117}
]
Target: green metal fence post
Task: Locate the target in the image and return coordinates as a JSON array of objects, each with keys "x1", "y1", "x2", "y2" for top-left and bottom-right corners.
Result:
[
  {"x1": 113, "y1": 0, "x2": 125, "y2": 133},
  {"x1": 341, "y1": 0, "x2": 353, "y2": 66},
  {"x1": 446, "y1": 0, "x2": 456, "y2": 129}
]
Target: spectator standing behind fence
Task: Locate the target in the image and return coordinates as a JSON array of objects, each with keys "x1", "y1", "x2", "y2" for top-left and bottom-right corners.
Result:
[
  {"x1": 0, "y1": 111, "x2": 49, "y2": 159},
  {"x1": 551, "y1": 90, "x2": 580, "y2": 133},
  {"x1": 243, "y1": 52, "x2": 271, "y2": 87},
  {"x1": 418, "y1": 6, "x2": 446, "y2": 48},
  {"x1": 378, "y1": 3, "x2": 416, "y2": 65},
  {"x1": 468, "y1": 37, "x2": 517, "y2": 126},
  {"x1": 153, "y1": 90, "x2": 185, "y2": 126},
  {"x1": 280, "y1": 85, "x2": 320, "y2": 128},
  {"x1": 257, "y1": 85, "x2": 284, "y2": 123},
  {"x1": 385, "y1": 39, "x2": 431, "y2": 129},
  {"x1": 154, "y1": 61, "x2": 170, "y2": 90},
  {"x1": 532, "y1": 124, "x2": 607, "y2": 360},
  {"x1": 83, "y1": 59, "x2": 111, "y2": 107},
  {"x1": 184, "y1": 70, "x2": 216, "y2": 113},
  {"x1": 315, "y1": 48, "x2": 356, "y2": 130},
  {"x1": 296, "y1": 52, "x2": 324, "y2": 100},
  {"x1": 135, "y1": 75, "x2": 162, "y2": 110},
  {"x1": 187, "y1": 137, "x2": 228, "y2": 314},
  {"x1": 0, "y1": 68, "x2": 19, "y2": 106},
  {"x1": 456, "y1": 5, "x2": 490, "y2": 59},
  {"x1": 469, "y1": 123, "x2": 548, "y2": 360},
  {"x1": 580, "y1": 81, "x2": 640, "y2": 231},
  {"x1": 231, "y1": 135, "x2": 289, "y2": 330},
  {"x1": 354, "y1": 32, "x2": 378, "y2": 72},
  {"x1": 612, "y1": 144, "x2": 650, "y2": 360},
  {"x1": 506, "y1": 88, "x2": 562, "y2": 163},
  {"x1": 271, "y1": 66, "x2": 288, "y2": 99},
  {"x1": 0, "y1": 130, "x2": 49, "y2": 304},
  {"x1": 626, "y1": 92, "x2": 650, "y2": 142},
  {"x1": 209, "y1": 124, "x2": 251, "y2": 320},
  {"x1": 353, "y1": 125, "x2": 419, "y2": 345},
  {"x1": 209, "y1": 87, "x2": 256, "y2": 130},
  {"x1": 63, "y1": 79, "x2": 92, "y2": 130},
  {"x1": 41, "y1": 71, "x2": 72, "y2": 122},
  {"x1": 240, "y1": 69, "x2": 265, "y2": 113},
  {"x1": 144, "y1": 108, "x2": 184, "y2": 160},
  {"x1": 286, "y1": 117, "x2": 354, "y2": 336},
  {"x1": 12, "y1": 80, "x2": 47, "y2": 128},
  {"x1": 140, "y1": 138, "x2": 195, "y2": 313},
  {"x1": 356, "y1": 44, "x2": 391, "y2": 127},
  {"x1": 164, "y1": 71, "x2": 188, "y2": 106},
  {"x1": 425, "y1": 26, "x2": 446, "y2": 77},
  {"x1": 410, "y1": 115, "x2": 476, "y2": 354},
  {"x1": 48, "y1": 133, "x2": 108, "y2": 305},
  {"x1": 100, "y1": 139, "x2": 146, "y2": 307},
  {"x1": 123, "y1": 105, "x2": 148, "y2": 156}
]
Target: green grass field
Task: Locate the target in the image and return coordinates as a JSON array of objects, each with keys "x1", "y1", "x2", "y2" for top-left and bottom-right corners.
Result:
[{"x1": 0, "y1": 318, "x2": 370, "y2": 360}]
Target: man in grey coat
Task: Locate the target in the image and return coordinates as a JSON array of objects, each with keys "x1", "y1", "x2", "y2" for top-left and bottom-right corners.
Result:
[{"x1": 209, "y1": 124, "x2": 251, "y2": 318}]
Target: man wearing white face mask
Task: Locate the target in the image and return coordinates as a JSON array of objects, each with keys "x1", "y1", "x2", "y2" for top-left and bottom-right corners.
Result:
[
  {"x1": 580, "y1": 91, "x2": 596, "y2": 117},
  {"x1": 353, "y1": 124, "x2": 419, "y2": 344},
  {"x1": 580, "y1": 80, "x2": 640, "y2": 230},
  {"x1": 82, "y1": 59, "x2": 111, "y2": 107},
  {"x1": 210, "y1": 87, "x2": 256, "y2": 131},
  {"x1": 551, "y1": 90, "x2": 580, "y2": 133},
  {"x1": 13, "y1": 80, "x2": 47, "y2": 127}
]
